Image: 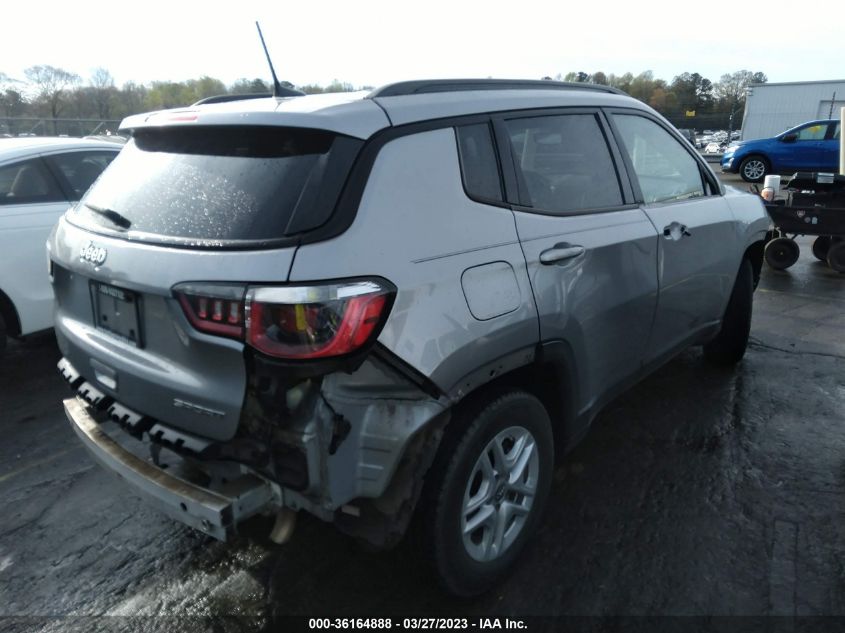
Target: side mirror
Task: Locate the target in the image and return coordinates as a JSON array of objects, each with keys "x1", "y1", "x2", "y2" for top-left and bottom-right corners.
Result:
[{"x1": 781, "y1": 133, "x2": 798, "y2": 143}]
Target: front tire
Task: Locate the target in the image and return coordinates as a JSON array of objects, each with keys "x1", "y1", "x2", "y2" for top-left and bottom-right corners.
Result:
[
  {"x1": 704, "y1": 258, "x2": 753, "y2": 366},
  {"x1": 422, "y1": 391, "x2": 553, "y2": 597},
  {"x1": 739, "y1": 155, "x2": 769, "y2": 183}
]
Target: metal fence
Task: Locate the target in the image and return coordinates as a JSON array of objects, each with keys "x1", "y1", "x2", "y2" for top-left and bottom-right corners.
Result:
[{"x1": 0, "y1": 117, "x2": 123, "y2": 137}]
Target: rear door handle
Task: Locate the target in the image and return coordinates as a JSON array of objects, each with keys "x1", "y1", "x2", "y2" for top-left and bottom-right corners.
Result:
[
  {"x1": 539, "y1": 244, "x2": 585, "y2": 264},
  {"x1": 663, "y1": 223, "x2": 692, "y2": 239}
]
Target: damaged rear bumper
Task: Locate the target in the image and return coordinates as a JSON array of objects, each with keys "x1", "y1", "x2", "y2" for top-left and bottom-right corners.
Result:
[{"x1": 64, "y1": 396, "x2": 276, "y2": 541}]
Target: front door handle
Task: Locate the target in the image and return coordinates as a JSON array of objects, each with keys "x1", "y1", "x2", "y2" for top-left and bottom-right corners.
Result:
[
  {"x1": 539, "y1": 244, "x2": 585, "y2": 264},
  {"x1": 663, "y1": 222, "x2": 692, "y2": 239}
]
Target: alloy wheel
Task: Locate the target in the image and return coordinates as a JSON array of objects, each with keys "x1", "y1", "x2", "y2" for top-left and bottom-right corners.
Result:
[
  {"x1": 461, "y1": 426, "x2": 540, "y2": 562},
  {"x1": 742, "y1": 159, "x2": 766, "y2": 181}
]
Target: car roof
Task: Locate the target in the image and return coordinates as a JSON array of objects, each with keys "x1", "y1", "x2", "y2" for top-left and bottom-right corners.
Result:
[
  {"x1": 0, "y1": 137, "x2": 122, "y2": 162},
  {"x1": 119, "y1": 80, "x2": 646, "y2": 140},
  {"x1": 372, "y1": 88, "x2": 638, "y2": 126}
]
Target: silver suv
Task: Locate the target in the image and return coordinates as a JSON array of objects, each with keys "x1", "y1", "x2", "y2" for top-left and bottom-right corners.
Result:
[{"x1": 51, "y1": 79, "x2": 769, "y2": 596}]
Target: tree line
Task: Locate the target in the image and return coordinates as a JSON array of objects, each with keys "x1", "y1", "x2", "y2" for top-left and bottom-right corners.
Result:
[
  {"x1": 548, "y1": 69, "x2": 768, "y2": 129},
  {"x1": 1, "y1": 65, "x2": 765, "y2": 134},
  {"x1": 0, "y1": 66, "x2": 369, "y2": 133}
]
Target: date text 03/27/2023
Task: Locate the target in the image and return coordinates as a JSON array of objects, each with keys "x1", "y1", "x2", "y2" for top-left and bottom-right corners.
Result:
[{"x1": 307, "y1": 618, "x2": 528, "y2": 630}]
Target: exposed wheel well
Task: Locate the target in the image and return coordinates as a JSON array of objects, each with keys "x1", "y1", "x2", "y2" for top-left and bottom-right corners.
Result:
[
  {"x1": 0, "y1": 288, "x2": 21, "y2": 337},
  {"x1": 451, "y1": 353, "x2": 576, "y2": 461},
  {"x1": 744, "y1": 239, "x2": 765, "y2": 288},
  {"x1": 741, "y1": 153, "x2": 770, "y2": 167}
]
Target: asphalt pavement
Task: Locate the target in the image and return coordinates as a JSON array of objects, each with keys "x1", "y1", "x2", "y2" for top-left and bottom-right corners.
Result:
[{"x1": 1, "y1": 175, "x2": 844, "y2": 629}]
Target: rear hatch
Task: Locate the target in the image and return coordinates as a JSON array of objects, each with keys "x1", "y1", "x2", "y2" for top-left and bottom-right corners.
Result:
[{"x1": 51, "y1": 125, "x2": 363, "y2": 441}]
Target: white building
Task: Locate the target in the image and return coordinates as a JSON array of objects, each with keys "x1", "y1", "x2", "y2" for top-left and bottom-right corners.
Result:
[{"x1": 740, "y1": 79, "x2": 845, "y2": 140}]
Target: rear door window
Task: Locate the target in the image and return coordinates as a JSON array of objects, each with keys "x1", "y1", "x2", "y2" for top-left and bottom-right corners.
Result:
[
  {"x1": 69, "y1": 126, "x2": 362, "y2": 245},
  {"x1": 503, "y1": 113, "x2": 624, "y2": 213},
  {"x1": 0, "y1": 158, "x2": 65, "y2": 206},
  {"x1": 45, "y1": 150, "x2": 118, "y2": 200}
]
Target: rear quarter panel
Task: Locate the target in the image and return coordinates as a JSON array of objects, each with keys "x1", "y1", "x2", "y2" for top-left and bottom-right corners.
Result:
[{"x1": 289, "y1": 127, "x2": 539, "y2": 395}]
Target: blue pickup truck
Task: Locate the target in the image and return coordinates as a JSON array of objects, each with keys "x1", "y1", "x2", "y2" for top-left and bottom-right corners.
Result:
[{"x1": 721, "y1": 119, "x2": 841, "y2": 182}]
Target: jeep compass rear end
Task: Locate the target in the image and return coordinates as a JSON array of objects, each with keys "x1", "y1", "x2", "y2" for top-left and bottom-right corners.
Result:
[{"x1": 52, "y1": 82, "x2": 768, "y2": 597}]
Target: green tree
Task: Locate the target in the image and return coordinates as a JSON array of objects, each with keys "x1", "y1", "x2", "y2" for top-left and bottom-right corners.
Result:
[
  {"x1": 185, "y1": 76, "x2": 227, "y2": 102},
  {"x1": 648, "y1": 87, "x2": 677, "y2": 113},
  {"x1": 0, "y1": 72, "x2": 27, "y2": 120},
  {"x1": 670, "y1": 72, "x2": 713, "y2": 113},
  {"x1": 713, "y1": 70, "x2": 767, "y2": 108},
  {"x1": 0, "y1": 88, "x2": 27, "y2": 118},
  {"x1": 230, "y1": 78, "x2": 270, "y2": 94},
  {"x1": 562, "y1": 71, "x2": 590, "y2": 83},
  {"x1": 608, "y1": 72, "x2": 634, "y2": 93},
  {"x1": 299, "y1": 84, "x2": 325, "y2": 94},
  {"x1": 628, "y1": 71, "x2": 665, "y2": 103},
  {"x1": 145, "y1": 81, "x2": 194, "y2": 109},
  {"x1": 112, "y1": 81, "x2": 148, "y2": 120},
  {"x1": 324, "y1": 79, "x2": 356, "y2": 93},
  {"x1": 591, "y1": 71, "x2": 608, "y2": 86}
]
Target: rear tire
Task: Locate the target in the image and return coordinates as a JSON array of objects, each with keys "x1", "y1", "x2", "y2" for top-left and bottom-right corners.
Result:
[
  {"x1": 827, "y1": 241, "x2": 845, "y2": 273},
  {"x1": 704, "y1": 258, "x2": 753, "y2": 366},
  {"x1": 0, "y1": 313, "x2": 6, "y2": 355},
  {"x1": 421, "y1": 391, "x2": 553, "y2": 597},
  {"x1": 764, "y1": 237, "x2": 800, "y2": 270},
  {"x1": 739, "y1": 155, "x2": 769, "y2": 183}
]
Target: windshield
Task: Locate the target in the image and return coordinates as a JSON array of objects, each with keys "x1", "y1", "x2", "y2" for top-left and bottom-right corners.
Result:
[{"x1": 69, "y1": 126, "x2": 361, "y2": 246}]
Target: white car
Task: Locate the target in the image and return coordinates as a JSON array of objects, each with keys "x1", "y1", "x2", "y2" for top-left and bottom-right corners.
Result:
[
  {"x1": 696, "y1": 135, "x2": 713, "y2": 149},
  {"x1": 0, "y1": 138, "x2": 121, "y2": 352}
]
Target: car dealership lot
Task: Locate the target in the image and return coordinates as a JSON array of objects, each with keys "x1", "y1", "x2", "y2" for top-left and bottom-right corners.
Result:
[{"x1": 2, "y1": 174, "x2": 844, "y2": 627}]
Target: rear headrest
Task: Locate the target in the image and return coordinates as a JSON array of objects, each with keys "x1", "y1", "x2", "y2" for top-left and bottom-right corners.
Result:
[{"x1": 10, "y1": 165, "x2": 48, "y2": 198}]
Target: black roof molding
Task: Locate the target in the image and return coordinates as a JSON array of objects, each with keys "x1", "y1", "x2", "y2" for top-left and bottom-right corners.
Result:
[
  {"x1": 192, "y1": 93, "x2": 273, "y2": 106},
  {"x1": 368, "y1": 79, "x2": 626, "y2": 98}
]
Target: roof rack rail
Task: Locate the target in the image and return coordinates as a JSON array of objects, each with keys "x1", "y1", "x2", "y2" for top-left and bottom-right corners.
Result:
[
  {"x1": 192, "y1": 93, "x2": 273, "y2": 106},
  {"x1": 367, "y1": 79, "x2": 626, "y2": 98}
]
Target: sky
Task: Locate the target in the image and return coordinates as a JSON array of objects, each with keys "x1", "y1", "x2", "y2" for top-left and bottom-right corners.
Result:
[{"x1": 2, "y1": 0, "x2": 844, "y2": 90}]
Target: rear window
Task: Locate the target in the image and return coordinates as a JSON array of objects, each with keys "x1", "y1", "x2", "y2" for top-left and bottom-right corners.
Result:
[
  {"x1": 69, "y1": 126, "x2": 361, "y2": 245},
  {"x1": 455, "y1": 123, "x2": 503, "y2": 203},
  {"x1": 505, "y1": 114, "x2": 623, "y2": 213}
]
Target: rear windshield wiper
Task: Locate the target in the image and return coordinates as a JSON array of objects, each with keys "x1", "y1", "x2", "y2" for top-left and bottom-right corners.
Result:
[{"x1": 83, "y1": 203, "x2": 132, "y2": 230}]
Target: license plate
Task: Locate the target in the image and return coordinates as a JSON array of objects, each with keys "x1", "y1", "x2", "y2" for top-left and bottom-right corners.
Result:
[{"x1": 89, "y1": 281, "x2": 143, "y2": 347}]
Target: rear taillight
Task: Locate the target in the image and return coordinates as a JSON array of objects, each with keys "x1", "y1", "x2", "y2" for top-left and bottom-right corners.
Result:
[
  {"x1": 174, "y1": 283, "x2": 246, "y2": 339},
  {"x1": 246, "y1": 281, "x2": 392, "y2": 359},
  {"x1": 173, "y1": 280, "x2": 394, "y2": 360}
]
